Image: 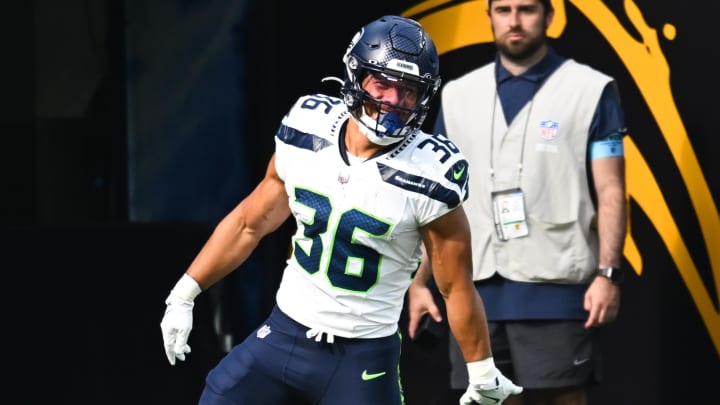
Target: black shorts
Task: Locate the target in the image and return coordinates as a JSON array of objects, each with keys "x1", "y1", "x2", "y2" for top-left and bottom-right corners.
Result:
[{"x1": 449, "y1": 320, "x2": 602, "y2": 390}]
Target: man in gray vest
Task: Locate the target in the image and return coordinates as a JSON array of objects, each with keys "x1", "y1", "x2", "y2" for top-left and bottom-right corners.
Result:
[{"x1": 407, "y1": 0, "x2": 627, "y2": 404}]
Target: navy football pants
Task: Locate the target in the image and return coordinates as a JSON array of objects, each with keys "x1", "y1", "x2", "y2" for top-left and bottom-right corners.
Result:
[{"x1": 198, "y1": 306, "x2": 405, "y2": 404}]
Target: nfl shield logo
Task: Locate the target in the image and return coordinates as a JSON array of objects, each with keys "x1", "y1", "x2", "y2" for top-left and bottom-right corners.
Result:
[
  {"x1": 256, "y1": 324, "x2": 271, "y2": 339},
  {"x1": 539, "y1": 120, "x2": 559, "y2": 140}
]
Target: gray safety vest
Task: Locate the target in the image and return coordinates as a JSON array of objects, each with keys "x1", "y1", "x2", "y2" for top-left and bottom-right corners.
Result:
[{"x1": 442, "y1": 59, "x2": 612, "y2": 283}]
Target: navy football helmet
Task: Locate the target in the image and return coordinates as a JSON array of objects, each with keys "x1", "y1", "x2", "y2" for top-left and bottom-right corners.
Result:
[{"x1": 340, "y1": 15, "x2": 441, "y2": 144}]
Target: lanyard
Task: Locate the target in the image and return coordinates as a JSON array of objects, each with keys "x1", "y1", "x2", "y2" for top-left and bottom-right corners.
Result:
[{"x1": 489, "y1": 87, "x2": 533, "y2": 187}]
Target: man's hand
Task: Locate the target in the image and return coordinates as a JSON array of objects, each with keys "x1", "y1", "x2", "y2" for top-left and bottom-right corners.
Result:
[
  {"x1": 407, "y1": 281, "x2": 442, "y2": 339},
  {"x1": 584, "y1": 275, "x2": 620, "y2": 328},
  {"x1": 460, "y1": 358, "x2": 523, "y2": 404},
  {"x1": 160, "y1": 293, "x2": 194, "y2": 365},
  {"x1": 160, "y1": 273, "x2": 202, "y2": 365}
]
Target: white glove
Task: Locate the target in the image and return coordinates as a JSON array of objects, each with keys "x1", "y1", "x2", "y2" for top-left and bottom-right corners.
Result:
[
  {"x1": 160, "y1": 273, "x2": 202, "y2": 365},
  {"x1": 459, "y1": 357, "x2": 523, "y2": 404}
]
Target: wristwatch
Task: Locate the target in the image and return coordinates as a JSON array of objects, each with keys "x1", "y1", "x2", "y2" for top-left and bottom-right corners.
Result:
[{"x1": 596, "y1": 267, "x2": 624, "y2": 284}]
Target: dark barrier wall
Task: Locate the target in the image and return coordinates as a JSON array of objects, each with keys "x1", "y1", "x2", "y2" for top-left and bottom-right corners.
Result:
[
  {"x1": 124, "y1": 0, "x2": 253, "y2": 224},
  {"x1": 5, "y1": 224, "x2": 224, "y2": 404}
]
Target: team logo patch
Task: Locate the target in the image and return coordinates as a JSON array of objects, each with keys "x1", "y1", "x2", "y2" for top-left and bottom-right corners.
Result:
[
  {"x1": 539, "y1": 120, "x2": 559, "y2": 140},
  {"x1": 256, "y1": 324, "x2": 271, "y2": 339}
]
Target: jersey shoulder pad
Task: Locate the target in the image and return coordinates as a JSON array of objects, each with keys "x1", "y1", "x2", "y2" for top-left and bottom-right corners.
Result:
[
  {"x1": 276, "y1": 94, "x2": 349, "y2": 152},
  {"x1": 381, "y1": 130, "x2": 469, "y2": 208},
  {"x1": 406, "y1": 130, "x2": 469, "y2": 178},
  {"x1": 282, "y1": 94, "x2": 347, "y2": 133}
]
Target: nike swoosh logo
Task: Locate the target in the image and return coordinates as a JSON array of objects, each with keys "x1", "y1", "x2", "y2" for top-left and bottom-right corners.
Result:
[
  {"x1": 453, "y1": 165, "x2": 466, "y2": 180},
  {"x1": 573, "y1": 358, "x2": 590, "y2": 366},
  {"x1": 361, "y1": 370, "x2": 387, "y2": 381}
]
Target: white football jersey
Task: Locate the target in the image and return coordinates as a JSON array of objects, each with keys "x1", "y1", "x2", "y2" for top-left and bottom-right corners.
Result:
[{"x1": 274, "y1": 94, "x2": 469, "y2": 338}]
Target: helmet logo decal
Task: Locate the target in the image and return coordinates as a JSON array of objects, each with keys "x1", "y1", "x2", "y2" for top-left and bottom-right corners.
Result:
[{"x1": 387, "y1": 59, "x2": 420, "y2": 75}]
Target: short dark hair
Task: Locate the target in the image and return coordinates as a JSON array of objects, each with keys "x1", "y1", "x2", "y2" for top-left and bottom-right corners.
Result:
[{"x1": 488, "y1": 0, "x2": 553, "y2": 12}]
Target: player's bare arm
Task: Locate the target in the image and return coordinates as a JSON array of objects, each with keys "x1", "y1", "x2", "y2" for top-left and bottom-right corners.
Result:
[
  {"x1": 420, "y1": 206, "x2": 492, "y2": 363},
  {"x1": 422, "y1": 206, "x2": 523, "y2": 402},
  {"x1": 186, "y1": 153, "x2": 291, "y2": 289}
]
